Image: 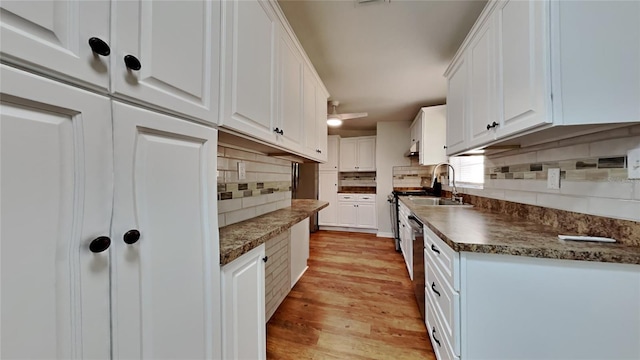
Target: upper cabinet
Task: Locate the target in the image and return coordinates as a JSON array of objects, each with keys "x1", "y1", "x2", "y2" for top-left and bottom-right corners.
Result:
[
  {"x1": 219, "y1": 0, "x2": 277, "y2": 142},
  {"x1": 218, "y1": 0, "x2": 329, "y2": 162},
  {"x1": 339, "y1": 136, "x2": 376, "y2": 172},
  {"x1": 0, "y1": 0, "x2": 221, "y2": 123},
  {"x1": 319, "y1": 135, "x2": 340, "y2": 171},
  {"x1": 411, "y1": 106, "x2": 448, "y2": 166},
  {"x1": 111, "y1": 0, "x2": 221, "y2": 123},
  {"x1": 0, "y1": 1, "x2": 111, "y2": 91},
  {"x1": 444, "y1": 0, "x2": 640, "y2": 156}
]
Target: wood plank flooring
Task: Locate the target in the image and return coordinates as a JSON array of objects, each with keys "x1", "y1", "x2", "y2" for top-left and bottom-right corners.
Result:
[{"x1": 266, "y1": 231, "x2": 436, "y2": 360}]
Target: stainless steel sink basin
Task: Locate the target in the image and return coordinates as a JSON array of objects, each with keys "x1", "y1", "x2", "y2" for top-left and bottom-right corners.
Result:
[{"x1": 409, "y1": 197, "x2": 473, "y2": 207}]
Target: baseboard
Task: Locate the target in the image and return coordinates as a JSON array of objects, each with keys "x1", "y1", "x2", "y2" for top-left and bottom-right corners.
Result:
[
  {"x1": 376, "y1": 231, "x2": 394, "y2": 238},
  {"x1": 318, "y1": 226, "x2": 377, "y2": 234}
]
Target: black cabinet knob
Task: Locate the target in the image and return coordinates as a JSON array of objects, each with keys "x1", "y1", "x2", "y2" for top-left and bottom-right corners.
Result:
[
  {"x1": 123, "y1": 229, "x2": 141, "y2": 244},
  {"x1": 88, "y1": 37, "x2": 110, "y2": 56},
  {"x1": 279, "y1": 129, "x2": 284, "y2": 135},
  {"x1": 486, "y1": 123, "x2": 492, "y2": 130},
  {"x1": 443, "y1": 145, "x2": 447, "y2": 149},
  {"x1": 89, "y1": 236, "x2": 111, "y2": 253},
  {"x1": 124, "y1": 55, "x2": 141, "y2": 71},
  {"x1": 273, "y1": 127, "x2": 280, "y2": 133},
  {"x1": 487, "y1": 121, "x2": 499, "y2": 130},
  {"x1": 263, "y1": 256, "x2": 268, "y2": 263}
]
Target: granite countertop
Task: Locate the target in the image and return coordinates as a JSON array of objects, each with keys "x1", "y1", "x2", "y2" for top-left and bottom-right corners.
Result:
[
  {"x1": 219, "y1": 199, "x2": 328, "y2": 265},
  {"x1": 399, "y1": 196, "x2": 640, "y2": 265}
]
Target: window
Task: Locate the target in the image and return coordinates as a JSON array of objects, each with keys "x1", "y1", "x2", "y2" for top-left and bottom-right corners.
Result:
[{"x1": 449, "y1": 155, "x2": 484, "y2": 187}]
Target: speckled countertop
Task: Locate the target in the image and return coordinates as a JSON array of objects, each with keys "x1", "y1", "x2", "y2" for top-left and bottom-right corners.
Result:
[
  {"x1": 219, "y1": 199, "x2": 328, "y2": 265},
  {"x1": 399, "y1": 197, "x2": 640, "y2": 265}
]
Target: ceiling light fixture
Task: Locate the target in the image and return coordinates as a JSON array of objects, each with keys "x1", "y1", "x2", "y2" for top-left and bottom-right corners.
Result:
[{"x1": 327, "y1": 103, "x2": 343, "y2": 127}]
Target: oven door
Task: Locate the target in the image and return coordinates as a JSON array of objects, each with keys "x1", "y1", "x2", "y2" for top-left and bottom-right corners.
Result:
[{"x1": 409, "y1": 215, "x2": 426, "y2": 321}]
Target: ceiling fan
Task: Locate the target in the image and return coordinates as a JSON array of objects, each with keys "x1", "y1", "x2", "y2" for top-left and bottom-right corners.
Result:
[{"x1": 326, "y1": 100, "x2": 368, "y2": 127}]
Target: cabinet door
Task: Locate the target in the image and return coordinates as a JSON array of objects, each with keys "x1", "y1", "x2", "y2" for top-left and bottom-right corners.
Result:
[
  {"x1": 111, "y1": 102, "x2": 221, "y2": 360},
  {"x1": 339, "y1": 138, "x2": 358, "y2": 171},
  {"x1": 303, "y1": 66, "x2": 317, "y2": 156},
  {"x1": 445, "y1": 59, "x2": 468, "y2": 155},
  {"x1": 221, "y1": 244, "x2": 266, "y2": 360},
  {"x1": 421, "y1": 105, "x2": 448, "y2": 165},
  {"x1": 0, "y1": 65, "x2": 112, "y2": 359},
  {"x1": 497, "y1": 0, "x2": 550, "y2": 136},
  {"x1": 410, "y1": 115, "x2": 421, "y2": 146},
  {"x1": 220, "y1": 0, "x2": 277, "y2": 142},
  {"x1": 112, "y1": 0, "x2": 220, "y2": 123},
  {"x1": 320, "y1": 136, "x2": 340, "y2": 171},
  {"x1": 337, "y1": 202, "x2": 358, "y2": 227},
  {"x1": 318, "y1": 172, "x2": 338, "y2": 226},
  {"x1": 277, "y1": 28, "x2": 304, "y2": 151},
  {"x1": 357, "y1": 137, "x2": 376, "y2": 171},
  {"x1": 0, "y1": 1, "x2": 110, "y2": 90},
  {"x1": 468, "y1": 16, "x2": 498, "y2": 148},
  {"x1": 315, "y1": 88, "x2": 329, "y2": 162},
  {"x1": 356, "y1": 203, "x2": 377, "y2": 229}
]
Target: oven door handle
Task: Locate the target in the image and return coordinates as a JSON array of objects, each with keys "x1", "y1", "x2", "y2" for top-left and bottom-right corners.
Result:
[{"x1": 408, "y1": 215, "x2": 423, "y2": 229}]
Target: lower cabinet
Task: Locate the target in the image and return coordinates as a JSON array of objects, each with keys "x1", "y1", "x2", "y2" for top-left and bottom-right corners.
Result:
[
  {"x1": 423, "y1": 225, "x2": 640, "y2": 360},
  {"x1": 221, "y1": 244, "x2": 266, "y2": 360},
  {"x1": 290, "y1": 218, "x2": 310, "y2": 288},
  {"x1": 336, "y1": 194, "x2": 377, "y2": 229}
]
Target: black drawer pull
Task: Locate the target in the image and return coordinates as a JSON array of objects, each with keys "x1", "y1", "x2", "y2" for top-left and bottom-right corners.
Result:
[
  {"x1": 431, "y1": 244, "x2": 440, "y2": 254},
  {"x1": 88, "y1": 37, "x2": 110, "y2": 56},
  {"x1": 431, "y1": 282, "x2": 441, "y2": 297},
  {"x1": 432, "y1": 327, "x2": 441, "y2": 347},
  {"x1": 124, "y1": 55, "x2": 141, "y2": 70}
]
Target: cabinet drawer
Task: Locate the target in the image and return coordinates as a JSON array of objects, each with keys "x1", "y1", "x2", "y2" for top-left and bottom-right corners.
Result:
[
  {"x1": 338, "y1": 194, "x2": 357, "y2": 201},
  {"x1": 426, "y1": 257, "x2": 460, "y2": 355},
  {"x1": 426, "y1": 301, "x2": 460, "y2": 360},
  {"x1": 356, "y1": 194, "x2": 375, "y2": 202},
  {"x1": 424, "y1": 225, "x2": 460, "y2": 291}
]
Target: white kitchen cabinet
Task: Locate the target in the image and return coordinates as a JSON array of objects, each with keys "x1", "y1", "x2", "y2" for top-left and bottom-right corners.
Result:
[
  {"x1": 318, "y1": 171, "x2": 339, "y2": 226},
  {"x1": 1, "y1": 65, "x2": 222, "y2": 360},
  {"x1": 445, "y1": 59, "x2": 468, "y2": 156},
  {"x1": 110, "y1": 101, "x2": 221, "y2": 359},
  {"x1": 1, "y1": 64, "x2": 113, "y2": 360},
  {"x1": 0, "y1": 0, "x2": 111, "y2": 91},
  {"x1": 398, "y1": 201, "x2": 413, "y2": 280},
  {"x1": 422, "y1": 223, "x2": 640, "y2": 360},
  {"x1": 337, "y1": 194, "x2": 377, "y2": 229},
  {"x1": 339, "y1": 136, "x2": 376, "y2": 172},
  {"x1": 445, "y1": 0, "x2": 640, "y2": 155},
  {"x1": 221, "y1": 244, "x2": 266, "y2": 360},
  {"x1": 219, "y1": 0, "x2": 277, "y2": 142},
  {"x1": 290, "y1": 218, "x2": 310, "y2": 288},
  {"x1": 467, "y1": 15, "x2": 498, "y2": 149},
  {"x1": 277, "y1": 25, "x2": 304, "y2": 152},
  {"x1": 111, "y1": 0, "x2": 221, "y2": 124},
  {"x1": 410, "y1": 117, "x2": 422, "y2": 146},
  {"x1": 496, "y1": 0, "x2": 550, "y2": 137},
  {"x1": 303, "y1": 66, "x2": 318, "y2": 157},
  {"x1": 319, "y1": 135, "x2": 340, "y2": 171},
  {"x1": 315, "y1": 85, "x2": 329, "y2": 161},
  {"x1": 412, "y1": 106, "x2": 448, "y2": 165}
]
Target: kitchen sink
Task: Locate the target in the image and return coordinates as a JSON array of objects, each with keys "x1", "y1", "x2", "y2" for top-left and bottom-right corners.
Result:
[{"x1": 409, "y1": 197, "x2": 473, "y2": 207}]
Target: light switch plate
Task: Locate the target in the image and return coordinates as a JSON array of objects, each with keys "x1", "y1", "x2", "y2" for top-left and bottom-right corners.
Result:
[
  {"x1": 628, "y1": 148, "x2": 640, "y2": 179},
  {"x1": 548, "y1": 168, "x2": 560, "y2": 189},
  {"x1": 237, "y1": 162, "x2": 246, "y2": 180}
]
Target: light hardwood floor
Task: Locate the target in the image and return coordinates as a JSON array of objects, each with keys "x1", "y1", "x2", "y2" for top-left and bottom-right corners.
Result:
[{"x1": 266, "y1": 231, "x2": 436, "y2": 359}]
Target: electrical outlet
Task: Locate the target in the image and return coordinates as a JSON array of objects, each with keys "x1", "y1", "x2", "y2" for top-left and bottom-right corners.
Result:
[
  {"x1": 547, "y1": 168, "x2": 560, "y2": 189},
  {"x1": 237, "y1": 162, "x2": 246, "y2": 180},
  {"x1": 629, "y1": 148, "x2": 640, "y2": 179}
]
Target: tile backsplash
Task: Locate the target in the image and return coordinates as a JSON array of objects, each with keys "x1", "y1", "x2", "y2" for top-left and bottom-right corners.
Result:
[
  {"x1": 339, "y1": 171, "x2": 376, "y2": 188},
  {"x1": 449, "y1": 125, "x2": 640, "y2": 222},
  {"x1": 217, "y1": 145, "x2": 292, "y2": 227}
]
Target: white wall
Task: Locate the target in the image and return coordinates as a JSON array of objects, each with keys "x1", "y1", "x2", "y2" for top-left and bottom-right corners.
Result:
[{"x1": 376, "y1": 121, "x2": 411, "y2": 237}]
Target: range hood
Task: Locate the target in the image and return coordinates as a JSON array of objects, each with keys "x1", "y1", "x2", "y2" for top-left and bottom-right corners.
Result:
[{"x1": 405, "y1": 141, "x2": 419, "y2": 157}]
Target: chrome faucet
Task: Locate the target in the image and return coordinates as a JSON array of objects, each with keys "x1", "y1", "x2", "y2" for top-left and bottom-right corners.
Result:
[{"x1": 431, "y1": 162, "x2": 463, "y2": 204}]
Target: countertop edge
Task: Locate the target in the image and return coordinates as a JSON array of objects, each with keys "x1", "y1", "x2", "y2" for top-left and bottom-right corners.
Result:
[
  {"x1": 400, "y1": 197, "x2": 640, "y2": 265},
  {"x1": 219, "y1": 200, "x2": 329, "y2": 266}
]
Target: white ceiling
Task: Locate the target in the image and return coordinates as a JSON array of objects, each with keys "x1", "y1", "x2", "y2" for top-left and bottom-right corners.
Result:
[{"x1": 278, "y1": 0, "x2": 487, "y2": 134}]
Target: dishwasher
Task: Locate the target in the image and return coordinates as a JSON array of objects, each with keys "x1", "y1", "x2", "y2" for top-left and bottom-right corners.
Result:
[{"x1": 408, "y1": 214, "x2": 426, "y2": 322}]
